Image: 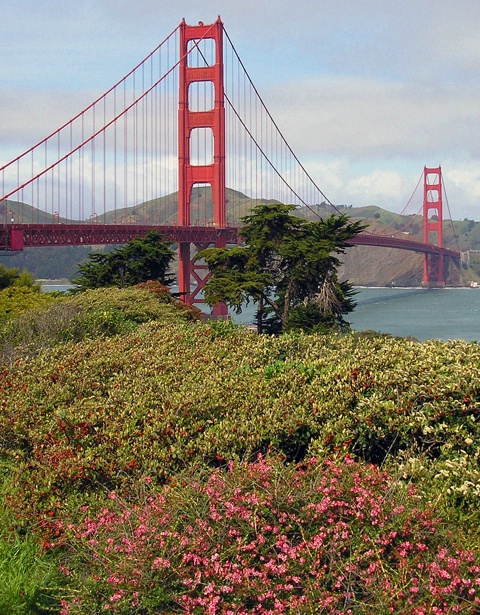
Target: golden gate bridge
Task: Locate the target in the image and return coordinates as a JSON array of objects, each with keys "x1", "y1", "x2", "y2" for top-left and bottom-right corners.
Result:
[{"x1": 0, "y1": 18, "x2": 461, "y2": 315}]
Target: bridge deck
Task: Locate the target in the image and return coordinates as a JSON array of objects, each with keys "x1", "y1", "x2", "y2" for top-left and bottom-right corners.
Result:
[
  {"x1": 0, "y1": 224, "x2": 238, "y2": 251},
  {"x1": 353, "y1": 233, "x2": 460, "y2": 258},
  {"x1": 0, "y1": 224, "x2": 460, "y2": 260}
]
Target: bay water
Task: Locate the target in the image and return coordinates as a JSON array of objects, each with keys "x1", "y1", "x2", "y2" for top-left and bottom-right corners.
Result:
[
  {"x1": 231, "y1": 287, "x2": 480, "y2": 343},
  {"x1": 42, "y1": 283, "x2": 480, "y2": 343}
]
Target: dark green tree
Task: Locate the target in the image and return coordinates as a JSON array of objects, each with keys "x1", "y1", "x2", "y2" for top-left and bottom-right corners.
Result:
[
  {"x1": 0, "y1": 264, "x2": 36, "y2": 290},
  {"x1": 198, "y1": 203, "x2": 365, "y2": 334},
  {"x1": 0, "y1": 264, "x2": 20, "y2": 290},
  {"x1": 72, "y1": 231, "x2": 175, "y2": 291}
]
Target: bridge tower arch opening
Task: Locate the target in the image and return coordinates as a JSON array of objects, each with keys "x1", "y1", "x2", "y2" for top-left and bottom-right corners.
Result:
[
  {"x1": 177, "y1": 17, "x2": 228, "y2": 316},
  {"x1": 422, "y1": 166, "x2": 445, "y2": 288}
]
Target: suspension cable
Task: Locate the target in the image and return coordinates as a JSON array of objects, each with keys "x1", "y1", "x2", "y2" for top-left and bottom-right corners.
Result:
[
  {"x1": 0, "y1": 26, "x2": 181, "y2": 174},
  {"x1": 442, "y1": 174, "x2": 461, "y2": 252},
  {"x1": 369, "y1": 171, "x2": 423, "y2": 235},
  {"x1": 223, "y1": 27, "x2": 343, "y2": 218},
  {"x1": 1, "y1": 22, "x2": 217, "y2": 203}
]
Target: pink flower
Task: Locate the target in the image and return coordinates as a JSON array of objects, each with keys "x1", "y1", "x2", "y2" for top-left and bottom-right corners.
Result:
[
  {"x1": 109, "y1": 590, "x2": 125, "y2": 603},
  {"x1": 152, "y1": 556, "x2": 171, "y2": 570}
]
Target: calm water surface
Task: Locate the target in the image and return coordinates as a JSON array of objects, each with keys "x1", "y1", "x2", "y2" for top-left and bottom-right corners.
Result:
[{"x1": 232, "y1": 288, "x2": 480, "y2": 343}]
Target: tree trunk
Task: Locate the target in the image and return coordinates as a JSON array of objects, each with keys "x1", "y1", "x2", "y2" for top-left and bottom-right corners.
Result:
[
  {"x1": 281, "y1": 279, "x2": 294, "y2": 331},
  {"x1": 257, "y1": 295, "x2": 264, "y2": 334}
]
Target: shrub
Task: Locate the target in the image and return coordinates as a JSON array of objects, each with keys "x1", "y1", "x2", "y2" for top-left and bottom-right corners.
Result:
[
  {"x1": 0, "y1": 285, "x2": 202, "y2": 362},
  {"x1": 2, "y1": 323, "x2": 480, "y2": 536},
  {"x1": 136, "y1": 280, "x2": 203, "y2": 321},
  {"x1": 0, "y1": 264, "x2": 37, "y2": 291},
  {"x1": 59, "y1": 457, "x2": 480, "y2": 614},
  {"x1": 0, "y1": 286, "x2": 57, "y2": 324},
  {"x1": 1, "y1": 291, "x2": 480, "y2": 612}
]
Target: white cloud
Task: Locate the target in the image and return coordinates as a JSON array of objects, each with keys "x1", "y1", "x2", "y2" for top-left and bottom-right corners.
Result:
[
  {"x1": 265, "y1": 77, "x2": 480, "y2": 160},
  {"x1": 447, "y1": 165, "x2": 480, "y2": 199},
  {"x1": 0, "y1": 89, "x2": 102, "y2": 150},
  {"x1": 346, "y1": 170, "x2": 404, "y2": 202}
]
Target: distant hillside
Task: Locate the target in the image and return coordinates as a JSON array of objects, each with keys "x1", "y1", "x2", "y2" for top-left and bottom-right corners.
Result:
[
  {"x1": 96, "y1": 186, "x2": 281, "y2": 226},
  {"x1": 297, "y1": 202, "x2": 477, "y2": 287},
  {"x1": 0, "y1": 244, "x2": 106, "y2": 280},
  {"x1": 1, "y1": 192, "x2": 479, "y2": 286},
  {"x1": 0, "y1": 199, "x2": 74, "y2": 225}
]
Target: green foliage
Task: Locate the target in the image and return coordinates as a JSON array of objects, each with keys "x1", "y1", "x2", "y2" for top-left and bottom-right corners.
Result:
[
  {"x1": 0, "y1": 264, "x2": 20, "y2": 290},
  {"x1": 1, "y1": 291, "x2": 480, "y2": 611},
  {"x1": 0, "y1": 285, "x2": 201, "y2": 363},
  {"x1": 0, "y1": 286, "x2": 57, "y2": 325},
  {"x1": 0, "y1": 264, "x2": 36, "y2": 291},
  {"x1": 72, "y1": 231, "x2": 175, "y2": 291},
  {"x1": 198, "y1": 203, "x2": 365, "y2": 333},
  {"x1": 0, "y1": 264, "x2": 49, "y2": 326},
  {"x1": 1, "y1": 307, "x2": 480, "y2": 536},
  {"x1": 14, "y1": 269, "x2": 37, "y2": 288}
]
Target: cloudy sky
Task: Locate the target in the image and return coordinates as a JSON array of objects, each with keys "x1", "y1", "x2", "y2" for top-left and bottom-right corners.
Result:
[{"x1": 2, "y1": 0, "x2": 480, "y2": 219}]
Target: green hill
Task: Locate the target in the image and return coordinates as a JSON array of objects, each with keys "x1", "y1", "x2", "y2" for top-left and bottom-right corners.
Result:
[
  {"x1": 97, "y1": 186, "x2": 282, "y2": 226},
  {"x1": 0, "y1": 198, "x2": 74, "y2": 224}
]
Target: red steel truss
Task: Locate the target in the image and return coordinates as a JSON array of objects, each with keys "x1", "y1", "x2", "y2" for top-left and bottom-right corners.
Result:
[
  {"x1": 0, "y1": 224, "x2": 459, "y2": 262},
  {"x1": 0, "y1": 224, "x2": 237, "y2": 251}
]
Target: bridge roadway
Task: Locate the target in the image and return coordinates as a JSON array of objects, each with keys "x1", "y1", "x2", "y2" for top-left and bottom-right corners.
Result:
[
  {"x1": 353, "y1": 232, "x2": 460, "y2": 259},
  {"x1": 0, "y1": 223, "x2": 461, "y2": 260}
]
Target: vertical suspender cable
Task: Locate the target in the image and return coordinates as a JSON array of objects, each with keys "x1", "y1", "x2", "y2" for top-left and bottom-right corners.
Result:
[
  {"x1": 133, "y1": 71, "x2": 137, "y2": 214},
  {"x1": 103, "y1": 97, "x2": 106, "y2": 219},
  {"x1": 92, "y1": 104, "x2": 96, "y2": 220},
  {"x1": 113, "y1": 85, "x2": 117, "y2": 223}
]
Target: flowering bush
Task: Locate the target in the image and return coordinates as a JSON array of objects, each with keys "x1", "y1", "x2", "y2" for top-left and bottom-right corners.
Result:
[
  {"x1": 1, "y1": 296, "x2": 480, "y2": 536},
  {"x1": 0, "y1": 312, "x2": 480, "y2": 526},
  {"x1": 60, "y1": 456, "x2": 480, "y2": 614},
  {"x1": 2, "y1": 287, "x2": 480, "y2": 611}
]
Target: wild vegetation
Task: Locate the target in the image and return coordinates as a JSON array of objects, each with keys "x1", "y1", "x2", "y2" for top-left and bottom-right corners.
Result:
[
  {"x1": 71, "y1": 231, "x2": 175, "y2": 291},
  {"x1": 0, "y1": 285, "x2": 479, "y2": 613},
  {"x1": 0, "y1": 265, "x2": 58, "y2": 324}
]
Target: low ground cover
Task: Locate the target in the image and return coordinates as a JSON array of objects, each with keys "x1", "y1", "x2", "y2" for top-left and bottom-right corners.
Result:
[{"x1": 0, "y1": 286, "x2": 479, "y2": 612}]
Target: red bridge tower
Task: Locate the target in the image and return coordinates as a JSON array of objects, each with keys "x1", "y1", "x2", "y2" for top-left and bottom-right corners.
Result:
[
  {"x1": 422, "y1": 166, "x2": 445, "y2": 288},
  {"x1": 177, "y1": 18, "x2": 228, "y2": 316}
]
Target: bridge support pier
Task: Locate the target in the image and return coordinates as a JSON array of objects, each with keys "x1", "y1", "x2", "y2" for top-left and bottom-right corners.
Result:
[
  {"x1": 422, "y1": 253, "x2": 445, "y2": 288},
  {"x1": 10, "y1": 228, "x2": 25, "y2": 251},
  {"x1": 178, "y1": 235, "x2": 228, "y2": 315}
]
